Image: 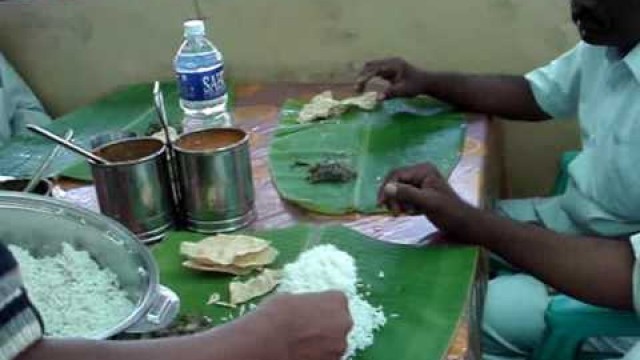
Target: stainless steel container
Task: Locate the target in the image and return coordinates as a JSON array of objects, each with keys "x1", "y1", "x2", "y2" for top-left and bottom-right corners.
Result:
[
  {"x1": 90, "y1": 131, "x2": 137, "y2": 150},
  {"x1": 91, "y1": 138, "x2": 175, "y2": 244},
  {"x1": 0, "y1": 191, "x2": 179, "y2": 339},
  {"x1": 174, "y1": 128, "x2": 256, "y2": 233}
]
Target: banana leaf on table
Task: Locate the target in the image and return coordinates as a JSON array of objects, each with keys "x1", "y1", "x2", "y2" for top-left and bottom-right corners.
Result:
[
  {"x1": 0, "y1": 82, "x2": 236, "y2": 181},
  {"x1": 268, "y1": 98, "x2": 466, "y2": 215},
  {"x1": 0, "y1": 83, "x2": 179, "y2": 181},
  {"x1": 154, "y1": 225, "x2": 479, "y2": 360}
]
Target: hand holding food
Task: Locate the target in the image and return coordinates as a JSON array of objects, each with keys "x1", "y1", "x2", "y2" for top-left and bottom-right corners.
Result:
[
  {"x1": 379, "y1": 162, "x2": 471, "y2": 231},
  {"x1": 356, "y1": 58, "x2": 430, "y2": 100},
  {"x1": 257, "y1": 292, "x2": 352, "y2": 360}
]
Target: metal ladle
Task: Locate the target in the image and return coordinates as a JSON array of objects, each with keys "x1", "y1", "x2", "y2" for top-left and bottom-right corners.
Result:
[
  {"x1": 153, "y1": 81, "x2": 174, "y2": 150},
  {"x1": 23, "y1": 129, "x2": 74, "y2": 193},
  {"x1": 152, "y1": 81, "x2": 183, "y2": 211},
  {"x1": 27, "y1": 125, "x2": 111, "y2": 165}
]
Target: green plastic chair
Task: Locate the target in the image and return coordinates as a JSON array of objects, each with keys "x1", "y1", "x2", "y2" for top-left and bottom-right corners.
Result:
[
  {"x1": 532, "y1": 150, "x2": 640, "y2": 360},
  {"x1": 550, "y1": 151, "x2": 581, "y2": 196},
  {"x1": 532, "y1": 295, "x2": 640, "y2": 360}
]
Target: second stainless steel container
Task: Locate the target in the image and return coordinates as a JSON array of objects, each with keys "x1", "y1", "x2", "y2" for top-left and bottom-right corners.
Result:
[
  {"x1": 174, "y1": 128, "x2": 256, "y2": 233},
  {"x1": 91, "y1": 138, "x2": 175, "y2": 243}
]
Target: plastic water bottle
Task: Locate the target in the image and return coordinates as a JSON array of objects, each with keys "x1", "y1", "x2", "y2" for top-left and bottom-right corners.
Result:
[{"x1": 174, "y1": 20, "x2": 231, "y2": 132}]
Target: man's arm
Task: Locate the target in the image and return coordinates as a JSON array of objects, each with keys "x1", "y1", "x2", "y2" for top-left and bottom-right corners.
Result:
[
  {"x1": 381, "y1": 164, "x2": 635, "y2": 311},
  {"x1": 356, "y1": 58, "x2": 551, "y2": 121},
  {"x1": 416, "y1": 72, "x2": 550, "y2": 121},
  {"x1": 22, "y1": 312, "x2": 275, "y2": 360},
  {"x1": 20, "y1": 292, "x2": 351, "y2": 360},
  {"x1": 450, "y1": 204, "x2": 634, "y2": 311},
  {"x1": 22, "y1": 309, "x2": 280, "y2": 360}
]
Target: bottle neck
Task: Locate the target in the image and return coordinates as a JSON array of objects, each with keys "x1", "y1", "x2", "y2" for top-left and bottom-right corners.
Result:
[{"x1": 185, "y1": 34, "x2": 205, "y2": 42}]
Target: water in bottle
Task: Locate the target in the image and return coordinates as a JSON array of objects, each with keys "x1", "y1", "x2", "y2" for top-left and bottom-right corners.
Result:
[{"x1": 174, "y1": 20, "x2": 231, "y2": 132}]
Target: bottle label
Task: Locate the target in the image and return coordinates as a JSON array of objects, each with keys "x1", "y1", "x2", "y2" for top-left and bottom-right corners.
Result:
[{"x1": 176, "y1": 64, "x2": 226, "y2": 102}]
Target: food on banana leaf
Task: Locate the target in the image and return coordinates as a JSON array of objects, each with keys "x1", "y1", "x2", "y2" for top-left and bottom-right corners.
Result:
[
  {"x1": 180, "y1": 235, "x2": 278, "y2": 275},
  {"x1": 307, "y1": 160, "x2": 357, "y2": 184},
  {"x1": 297, "y1": 91, "x2": 379, "y2": 123}
]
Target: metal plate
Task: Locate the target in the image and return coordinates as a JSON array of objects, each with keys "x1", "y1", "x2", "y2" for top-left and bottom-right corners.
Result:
[{"x1": 0, "y1": 191, "x2": 173, "y2": 339}]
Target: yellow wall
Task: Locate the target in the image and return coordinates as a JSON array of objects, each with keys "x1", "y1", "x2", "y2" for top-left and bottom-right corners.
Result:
[{"x1": 0, "y1": 0, "x2": 581, "y2": 197}]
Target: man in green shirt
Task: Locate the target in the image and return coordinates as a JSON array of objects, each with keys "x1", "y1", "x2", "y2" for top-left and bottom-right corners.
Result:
[
  {"x1": 359, "y1": 0, "x2": 640, "y2": 358},
  {"x1": 0, "y1": 53, "x2": 51, "y2": 147},
  {"x1": 379, "y1": 164, "x2": 640, "y2": 360}
]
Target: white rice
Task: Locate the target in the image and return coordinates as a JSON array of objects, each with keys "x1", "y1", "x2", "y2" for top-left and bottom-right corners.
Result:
[
  {"x1": 9, "y1": 243, "x2": 135, "y2": 337},
  {"x1": 278, "y1": 244, "x2": 386, "y2": 359}
]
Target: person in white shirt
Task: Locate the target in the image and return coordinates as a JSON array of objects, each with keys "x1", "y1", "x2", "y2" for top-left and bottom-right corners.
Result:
[
  {"x1": 0, "y1": 53, "x2": 50, "y2": 146},
  {"x1": 359, "y1": 0, "x2": 640, "y2": 357},
  {"x1": 379, "y1": 164, "x2": 640, "y2": 359}
]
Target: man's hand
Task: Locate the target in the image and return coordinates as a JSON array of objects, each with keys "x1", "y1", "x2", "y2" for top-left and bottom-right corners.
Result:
[
  {"x1": 258, "y1": 292, "x2": 352, "y2": 360},
  {"x1": 356, "y1": 57, "x2": 550, "y2": 121},
  {"x1": 356, "y1": 58, "x2": 430, "y2": 100},
  {"x1": 379, "y1": 163, "x2": 472, "y2": 233}
]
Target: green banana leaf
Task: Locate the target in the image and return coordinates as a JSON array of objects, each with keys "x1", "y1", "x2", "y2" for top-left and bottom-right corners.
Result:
[
  {"x1": 0, "y1": 81, "x2": 235, "y2": 181},
  {"x1": 268, "y1": 98, "x2": 466, "y2": 215},
  {"x1": 154, "y1": 225, "x2": 479, "y2": 360}
]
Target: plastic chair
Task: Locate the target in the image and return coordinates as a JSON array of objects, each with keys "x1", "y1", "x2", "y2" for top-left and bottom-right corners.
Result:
[
  {"x1": 549, "y1": 150, "x2": 580, "y2": 196},
  {"x1": 532, "y1": 295, "x2": 640, "y2": 360},
  {"x1": 532, "y1": 150, "x2": 640, "y2": 360}
]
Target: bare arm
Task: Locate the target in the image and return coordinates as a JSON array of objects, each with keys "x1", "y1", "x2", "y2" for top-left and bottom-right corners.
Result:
[
  {"x1": 19, "y1": 292, "x2": 351, "y2": 360},
  {"x1": 21, "y1": 313, "x2": 274, "y2": 360},
  {"x1": 381, "y1": 164, "x2": 635, "y2": 311},
  {"x1": 357, "y1": 58, "x2": 551, "y2": 122},
  {"x1": 419, "y1": 72, "x2": 551, "y2": 121},
  {"x1": 451, "y1": 205, "x2": 634, "y2": 310}
]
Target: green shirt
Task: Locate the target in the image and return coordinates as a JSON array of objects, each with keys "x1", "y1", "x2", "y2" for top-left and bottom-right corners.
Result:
[
  {"x1": 526, "y1": 42, "x2": 640, "y2": 235},
  {"x1": 0, "y1": 53, "x2": 50, "y2": 147}
]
